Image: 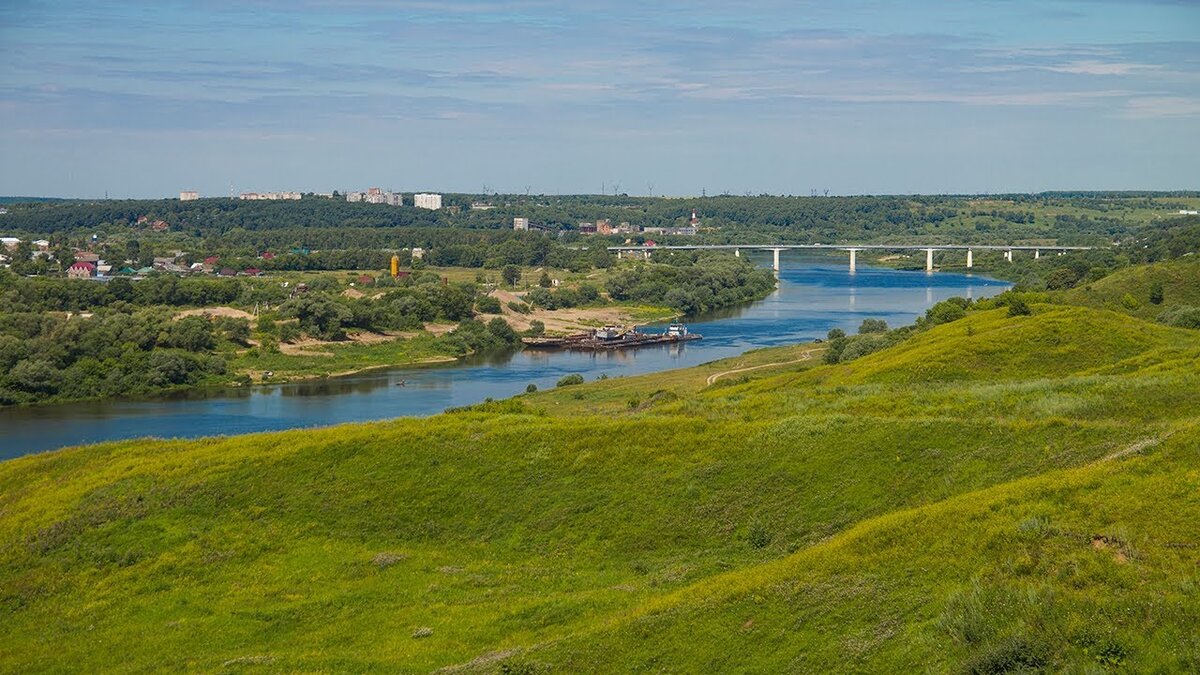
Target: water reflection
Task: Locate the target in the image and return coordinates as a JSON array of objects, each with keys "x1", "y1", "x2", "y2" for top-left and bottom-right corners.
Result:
[{"x1": 0, "y1": 255, "x2": 1010, "y2": 458}]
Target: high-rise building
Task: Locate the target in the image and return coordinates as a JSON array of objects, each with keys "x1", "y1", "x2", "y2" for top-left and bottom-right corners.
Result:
[
  {"x1": 414, "y1": 193, "x2": 443, "y2": 210},
  {"x1": 513, "y1": 217, "x2": 529, "y2": 230},
  {"x1": 179, "y1": 190, "x2": 199, "y2": 201}
]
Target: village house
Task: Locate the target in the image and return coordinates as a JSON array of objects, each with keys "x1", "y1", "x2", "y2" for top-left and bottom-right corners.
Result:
[{"x1": 68, "y1": 261, "x2": 96, "y2": 279}]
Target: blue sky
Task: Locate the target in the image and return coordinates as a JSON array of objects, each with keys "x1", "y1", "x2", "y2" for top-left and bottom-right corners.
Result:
[{"x1": 1, "y1": 0, "x2": 1197, "y2": 197}]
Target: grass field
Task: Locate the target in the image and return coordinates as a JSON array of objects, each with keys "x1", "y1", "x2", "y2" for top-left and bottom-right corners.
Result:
[{"x1": 1, "y1": 279, "x2": 1198, "y2": 671}]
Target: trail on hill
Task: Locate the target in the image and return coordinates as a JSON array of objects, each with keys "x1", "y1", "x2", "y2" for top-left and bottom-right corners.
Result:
[{"x1": 706, "y1": 347, "x2": 826, "y2": 385}]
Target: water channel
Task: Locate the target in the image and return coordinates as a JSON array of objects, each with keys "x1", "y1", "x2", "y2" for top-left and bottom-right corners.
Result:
[{"x1": 0, "y1": 254, "x2": 1011, "y2": 458}]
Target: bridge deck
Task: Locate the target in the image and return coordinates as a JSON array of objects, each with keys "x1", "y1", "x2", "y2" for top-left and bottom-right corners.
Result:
[{"x1": 606, "y1": 243, "x2": 1094, "y2": 251}]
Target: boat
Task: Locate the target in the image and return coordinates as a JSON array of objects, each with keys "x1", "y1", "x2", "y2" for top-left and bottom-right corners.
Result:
[{"x1": 522, "y1": 324, "x2": 701, "y2": 351}]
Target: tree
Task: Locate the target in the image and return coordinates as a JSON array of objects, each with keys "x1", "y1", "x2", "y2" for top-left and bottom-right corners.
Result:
[
  {"x1": 1007, "y1": 297, "x2": 1032, "y2": 317},
  {"x1": 501, "y1": 265, "x2": 521, "y2": 286},
  {"x1": 526, "y1": 320, "x2": 545, "y2": 337},
  {"x1": 164, "y1": 316, "x2": 216, "y2": 351},
  {"x1": 827, "y1": 328, "x2": 846, "y2": 340},
  {"x1": 486, "y1": 317, "x2": 518, "y2": 345},
  {"x1": 858, "y1": 318, "x2": 888, "y2": 334},
  {"x1": 1044, "y1": 267, "x2": 1079, "y2": 291},
  {"x1": 538, "y1": 271, "x2": 552, "y2": 288},
  {"x1": 1149, "y1": 280, "x2": 1164, "y2": 305}
]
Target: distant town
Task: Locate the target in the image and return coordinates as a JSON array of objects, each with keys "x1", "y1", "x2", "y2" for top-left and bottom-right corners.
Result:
[{"x1": 0, "y1": 189, "x2": 708, "y2": 281}]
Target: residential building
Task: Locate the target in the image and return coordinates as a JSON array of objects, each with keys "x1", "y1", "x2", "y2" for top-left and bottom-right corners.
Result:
[
  {"x1": 471, "y1": 202, "x2": 496, "y2": 211},
  {"x1": 68, "y1": 261, "x2": 96, "y2": 279},
  {"x1": 578, "y1": 222, "x2": 597, "y2": 234},
  {"x1": 239, "y1": 191, "x2": 301, "y2": 201},
  {"x1": 596, "y1": 219, "x2": 614, "y2": 235},
  {"x1": 410, "y1": 247, "x2": 425, "y2": 260},
  {"x1": 1179, "y1": 209, "x2": 1199, "y2": 215},
  {"x1": 513, "y1": 217, "x2": 529, "y2": 231},
  {"x1": 1, "y1": 237, "x2": 20, "y2": 251},
  {"x1": 74, "y1": 251, "x2": 100, "y2": 263},
  {"x1": 33, "y1": 239, "x2": 50, "y2": 251},
  {"x1": 346, "y1": 188, "x2": 402, "y2": 205},
  {"x1": 180, "y1": 190, "x2": 200, "y2": 201},
  {"x1": 414, "y1": 193, "x2": 443, "y2": 210}
]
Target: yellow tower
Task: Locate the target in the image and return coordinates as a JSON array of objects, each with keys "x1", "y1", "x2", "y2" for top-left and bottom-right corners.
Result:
[{"x1": 390, "y1": 254, "x2": 400, "y2": 278}]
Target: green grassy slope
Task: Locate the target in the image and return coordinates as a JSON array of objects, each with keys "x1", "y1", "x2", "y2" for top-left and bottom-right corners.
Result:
[
  {"x1": 516, "y1": 426, "x2": 1200, "y2": 673},
  {"x1": 1064, "y1": 257, "x2": 1200, "y2": 319},
  {"x1": 1, "y1": 304, "x2": 1198, "y2": 672}
]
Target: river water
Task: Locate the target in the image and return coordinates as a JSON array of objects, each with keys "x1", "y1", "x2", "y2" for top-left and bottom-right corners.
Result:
[{"x1": 0, "y1": 255, "x2": 1010, "y2": 459}]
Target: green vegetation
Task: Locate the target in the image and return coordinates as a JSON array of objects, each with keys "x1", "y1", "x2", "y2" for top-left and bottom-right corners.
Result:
[
  {"x1": 2, "y1": 269, "x2": 1198, "y2": 671},
  {"x1": 0, "y1": 254, "x2": 773, "y2": 405}
]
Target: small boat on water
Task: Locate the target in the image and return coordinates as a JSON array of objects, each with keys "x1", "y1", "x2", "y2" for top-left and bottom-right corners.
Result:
[{"x1": 522, "y1": 324, "x2": 702, "y2": 351}]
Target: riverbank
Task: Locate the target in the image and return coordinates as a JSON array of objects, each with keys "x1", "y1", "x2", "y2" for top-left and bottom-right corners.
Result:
[{"x1": 230, "y1": 300, "x2": 678, "y2": 384}]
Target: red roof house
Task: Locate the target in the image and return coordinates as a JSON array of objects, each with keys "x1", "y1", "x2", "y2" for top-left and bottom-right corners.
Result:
[{"x1": 68, "y1": 262, "x2": 96, "y2": 279}]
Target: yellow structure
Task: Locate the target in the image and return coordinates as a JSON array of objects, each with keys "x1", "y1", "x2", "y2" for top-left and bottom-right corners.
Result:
[{"x1": 390, "y1": 254, "x2": 400, "y2": 278}]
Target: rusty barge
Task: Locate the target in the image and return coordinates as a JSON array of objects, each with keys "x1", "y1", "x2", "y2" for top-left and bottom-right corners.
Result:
[{"x1": 522, "y1": 323, "x2": 701, "y2": 351}]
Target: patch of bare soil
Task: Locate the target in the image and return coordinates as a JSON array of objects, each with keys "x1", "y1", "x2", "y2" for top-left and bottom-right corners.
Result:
[
  {"x1": 484, "y1": 289, "x2": 651, "y2": 334},
  {"x1": 175, "y1": 306, "x2": 254, "y2": 320}
]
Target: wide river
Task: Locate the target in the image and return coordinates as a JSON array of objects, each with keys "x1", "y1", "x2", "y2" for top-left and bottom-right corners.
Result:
[{"x1": 0, "y1": 255, "x2": 1010, "y2": 459}]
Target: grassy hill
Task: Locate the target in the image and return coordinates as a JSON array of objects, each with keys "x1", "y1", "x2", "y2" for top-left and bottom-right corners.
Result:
[
  {"x1": 1, "y1": 296, "x2": 1198, "y2": 671},
  {"x1": 1063, "y1": 257, "x2": 1200, "y2": 319}
]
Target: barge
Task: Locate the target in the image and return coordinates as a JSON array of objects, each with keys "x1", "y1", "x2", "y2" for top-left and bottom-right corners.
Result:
[{"x1": 522, "y1": 323, "x2": 701, "y2": 351}]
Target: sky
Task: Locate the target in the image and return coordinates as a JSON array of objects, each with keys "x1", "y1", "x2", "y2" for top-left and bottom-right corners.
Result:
[{"x1": 1, "y1": 0, "x2": 1198, "y2": 198}]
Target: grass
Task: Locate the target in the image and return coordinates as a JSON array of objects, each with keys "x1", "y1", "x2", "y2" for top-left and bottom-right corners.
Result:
[
  {"x1": 230, "y1": 331, "x2": 461, "y2": 380},
  {"x1": 1, "y1": 278, "x2": 1198, "y2": 671},
  {"x1": 1063, "y1": 257, "x2": 1200, "y2": 319}
]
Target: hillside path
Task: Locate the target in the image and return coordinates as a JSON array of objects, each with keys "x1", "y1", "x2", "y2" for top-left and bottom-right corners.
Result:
[{"x1": 706, "y1": 347, "x2": 826, "y2": 386}]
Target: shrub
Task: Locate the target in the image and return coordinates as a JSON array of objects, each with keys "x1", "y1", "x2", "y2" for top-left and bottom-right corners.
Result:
[
  {"x1": 507, "y1": 301, "x2": 532, "y2": 314},
  {"x1": 1149, "y1": 280, "x2": 1164, "y2": 305},
  {"x1": 827, "y1": 328, "x2": 846, "y2": 340},
  {"x1": 747, "y1": 522, "x2": 773, "y2": 549},
  {"x1": 1120, "y1": 292, "x2": 1141, "y2": 310},
  {"x1": 1157, "y1": 305, "x2": 1200, "y2": 329},
  {"x1": 525, "y1": 383, "x2": 537, "y2": 393},
  {"x1": 964, "y1": 635, "x2": 1048, "y2": 675},
  {"x1": 525, "y1": 320, "x2": 545, "y2": 337},
  {"x1": 1007, "y1": 297, "x2": 1032, "y2": 317},
  {"x1": 475, "y1": 295, "x2": 502, "y2": 314},
  {"x1": 556, "y1": 374, "x2": 585, "y2": 387},
  {"x1": 858, "y1": 318, "x2": 888, "y2": 334}
]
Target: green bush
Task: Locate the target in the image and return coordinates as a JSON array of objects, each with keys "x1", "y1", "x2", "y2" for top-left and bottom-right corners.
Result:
[
  {"x1": 475, "y1": 295, "x2": 502, "y2": 314},
  {"x1": 1157, "y1": 305, "x2": 1200, "y2": 329},
  {"x1": 556, "y1": 374, "x2": 585, "y2": 387},
  {"x1": 1007, "y1": 297, "x2": 1032, "y2": 317},
  {"x1": 858, "y1": 318, "x2": 888, "y2": 334}
]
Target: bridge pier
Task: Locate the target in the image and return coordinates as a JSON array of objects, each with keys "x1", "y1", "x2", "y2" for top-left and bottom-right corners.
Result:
[
  {"x1": 966, "y1": 249, "x2": 973, "y2": 268},
  {"x1": 848, "y1": 248, "x2": 858, "y2": 272},
  {"x1": 1005, "y1": 250, "x2": 1013, "y2": 262},
  {"x1": 1035, "y1": 249, "x2": 1040, "y2": 259},
  {"x1": 925, "y1": 248, "x2": 934, "y2": 272},
  {"x1": 734, "y1": 248, "x2": 740, "y2": 258},
  {"x1": 771, "y1": 248, "x2": 781, "y2": 272}
]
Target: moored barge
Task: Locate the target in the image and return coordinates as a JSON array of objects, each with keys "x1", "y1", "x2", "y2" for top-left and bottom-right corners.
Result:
[{"x1": 522, "y1": 323, "x2": 701, "y2": 351}]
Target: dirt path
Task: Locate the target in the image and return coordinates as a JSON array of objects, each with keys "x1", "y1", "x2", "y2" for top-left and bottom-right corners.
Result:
[{"x1": 706, "y1": 347, "x2": 826, "y2": 386}]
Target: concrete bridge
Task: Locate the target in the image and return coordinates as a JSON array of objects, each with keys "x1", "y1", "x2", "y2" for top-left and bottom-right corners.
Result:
[{"x1": 606, "y1": 243, "x2": 1095, "y2": 272}]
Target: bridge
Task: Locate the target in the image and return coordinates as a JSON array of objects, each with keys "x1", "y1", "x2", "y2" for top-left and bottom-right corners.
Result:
[{"x1": 606, "y1": 243, "x2": 1095, "y2": 272}]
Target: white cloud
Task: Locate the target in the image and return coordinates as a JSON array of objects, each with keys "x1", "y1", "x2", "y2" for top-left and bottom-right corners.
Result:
[{"x1": 1122, "y1": 96, "x2": 1200, "y2": 118}]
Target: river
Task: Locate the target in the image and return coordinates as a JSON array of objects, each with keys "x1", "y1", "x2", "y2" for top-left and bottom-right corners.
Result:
[{"x1": 0, "y1": 255, "x2": 1010, "y2": 459}]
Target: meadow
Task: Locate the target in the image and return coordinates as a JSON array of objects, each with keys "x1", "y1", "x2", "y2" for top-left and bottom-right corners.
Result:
[{"x1": 1, "y1": 267, "x2": 1198, "y2": 672}]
